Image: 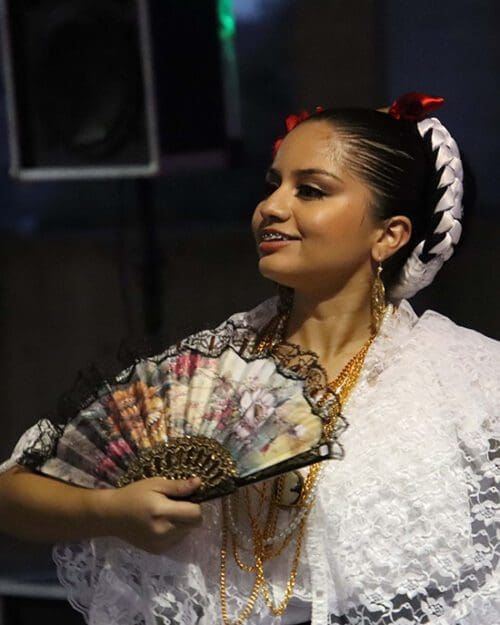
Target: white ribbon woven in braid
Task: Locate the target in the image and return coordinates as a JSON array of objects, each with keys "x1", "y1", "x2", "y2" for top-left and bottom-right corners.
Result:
[{"x1": 390, "y1": 117, "x2": 464, "y2": 301}]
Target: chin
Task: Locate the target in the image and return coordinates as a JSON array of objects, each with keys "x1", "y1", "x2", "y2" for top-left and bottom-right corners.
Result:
[{"x1": 257, "y1": 257, "x2": 300, "y2": 290}]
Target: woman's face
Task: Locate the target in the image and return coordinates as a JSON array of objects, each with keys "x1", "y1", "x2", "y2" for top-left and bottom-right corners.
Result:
[{"x1": 251, "y1": 120, "x2": 381, "y2": 296}]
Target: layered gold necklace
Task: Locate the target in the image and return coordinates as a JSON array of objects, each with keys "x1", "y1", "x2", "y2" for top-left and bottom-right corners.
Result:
[{"x1": 219, "y1": 309, "x2": 375, "y2": 625}]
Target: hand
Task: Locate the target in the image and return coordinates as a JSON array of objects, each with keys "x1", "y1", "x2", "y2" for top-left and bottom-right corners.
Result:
[{"x1": 92, "y1": 477, "x2": 202, "y2": 554}]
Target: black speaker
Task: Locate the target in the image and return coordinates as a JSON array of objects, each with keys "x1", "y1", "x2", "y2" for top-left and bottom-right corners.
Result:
[
  {"x1": 0, "y1": 0, "x2": 240, "y2": 180},
  {"x1": 147, "y1": 0, "x2": 241, "y2": 172}
]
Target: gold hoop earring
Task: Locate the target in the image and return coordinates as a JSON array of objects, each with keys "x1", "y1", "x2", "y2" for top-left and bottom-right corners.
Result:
[{"x1": 371, "y1": 262, "x2": 387, "y2": 333}]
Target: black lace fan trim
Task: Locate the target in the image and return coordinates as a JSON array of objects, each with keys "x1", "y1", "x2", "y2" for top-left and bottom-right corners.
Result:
[
  {"x1": 16, "y1": 419, "x2": 64, "y2": 472},
  {"x1": 16, "y1": 311, "x2": 346, "y2": 471}
]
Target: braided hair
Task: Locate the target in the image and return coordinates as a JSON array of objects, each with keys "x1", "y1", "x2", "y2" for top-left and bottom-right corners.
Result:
[{"x1": 301, "y1": 108, "x2": 465, "y2": 300}]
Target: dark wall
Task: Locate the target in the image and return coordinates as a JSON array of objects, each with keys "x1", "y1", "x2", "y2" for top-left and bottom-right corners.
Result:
[
  {"x1": 382, "y1": 0, "x2": 500, "y2": 216},
  {"x1": 291, "y1": 0, "x2": 383, "y2": 108}
]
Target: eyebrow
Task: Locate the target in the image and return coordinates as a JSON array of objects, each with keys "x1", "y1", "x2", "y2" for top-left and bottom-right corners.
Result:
[
  {"x1": 294, "y1": 167, "x2": 343, "y2": 182},
  {"x1": 267, "y1": 167, "x2": 343, "y2": 183}
]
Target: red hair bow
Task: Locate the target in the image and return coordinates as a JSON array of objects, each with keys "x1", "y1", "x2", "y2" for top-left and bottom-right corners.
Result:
[
  {"x1": 388, "y1": 92, "x2": 445, "y2": 121},
  {"x1": 273, "y1": 106, "x2": 324, "y2": 156}
]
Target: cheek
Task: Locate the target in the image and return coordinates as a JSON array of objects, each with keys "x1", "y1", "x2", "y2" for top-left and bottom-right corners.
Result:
[
  {"x1": 313, "y1": 201, "x2": 371, "y2": 243},
  {"x1": 303, "y1": 209, "x2": 359, "y2": 243}
]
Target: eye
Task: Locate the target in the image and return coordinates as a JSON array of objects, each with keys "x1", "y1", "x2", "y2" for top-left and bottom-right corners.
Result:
[
  {"x1": 296, "y1": 184, "x2": 326, "y2": 200},
  {"x1": 263, "y1": 179, "x2": 279, "y2": 197}
]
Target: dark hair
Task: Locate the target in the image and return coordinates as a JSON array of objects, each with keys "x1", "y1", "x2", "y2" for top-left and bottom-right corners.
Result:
[{"x1": 302, "y1": 108, "x2": 455, "y2": 290}]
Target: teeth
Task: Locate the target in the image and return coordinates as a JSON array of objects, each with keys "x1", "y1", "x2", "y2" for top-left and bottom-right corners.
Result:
[{"x1": 261, "y1": 232, "x2": 291, "y2": 241}]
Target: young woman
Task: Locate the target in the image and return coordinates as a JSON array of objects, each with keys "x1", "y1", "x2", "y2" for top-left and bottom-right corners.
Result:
[{"x1": 0, "y1": 94, "x2": 498, "y2": 625}]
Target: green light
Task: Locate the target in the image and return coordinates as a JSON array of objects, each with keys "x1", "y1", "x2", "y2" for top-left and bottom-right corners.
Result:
[{"x1": 217, "y1": 0, "x2": 235, "y2": 41}]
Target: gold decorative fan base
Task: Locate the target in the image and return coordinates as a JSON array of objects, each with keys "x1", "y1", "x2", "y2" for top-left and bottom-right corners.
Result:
[{"x1": 116, "y1": 436, "x2": 238, "y2": 501}]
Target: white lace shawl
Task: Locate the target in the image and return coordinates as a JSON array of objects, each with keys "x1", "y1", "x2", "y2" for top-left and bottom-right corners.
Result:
[{"x1": 2, "y1": 299, "x2": 499, "y2": 625}]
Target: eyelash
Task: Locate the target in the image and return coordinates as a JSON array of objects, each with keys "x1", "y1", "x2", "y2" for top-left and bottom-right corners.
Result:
[
  {"x1": 296, "y1": 185, "x2": 326, "y2": 200},
  {"x1": 263, "y1": 181, "x2": 326, "y2": 200},
  {"x1": 263, "y1": 180, "x2": 278, "y2": 197}
]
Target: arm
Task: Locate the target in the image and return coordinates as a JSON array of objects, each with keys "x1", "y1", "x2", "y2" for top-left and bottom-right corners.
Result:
[{"x1": 0, "y1": 465, "x2": 202, "y2": 554}]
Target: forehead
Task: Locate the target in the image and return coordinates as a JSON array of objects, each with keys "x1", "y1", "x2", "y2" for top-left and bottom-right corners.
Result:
[{"x1": 273, "y1": 120, "x2": 346, "y2": 171}]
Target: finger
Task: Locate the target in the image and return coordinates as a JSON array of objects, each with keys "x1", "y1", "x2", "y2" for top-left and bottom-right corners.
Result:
[
  {"x1": 149, "y1": 477, "x2": 202, "y2": 498},
  {"x1": 152, "y1": 499, "x2": 203, "y2": 525},
  {"x1": 151, "y1": 514, "x2": 201, "y2": 539},
  {"x1": 150, "y1": 526, "x2": 192, "y2": 554}
]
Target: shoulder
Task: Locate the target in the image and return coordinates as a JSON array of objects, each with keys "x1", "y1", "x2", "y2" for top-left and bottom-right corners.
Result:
[
  {"x1": 170, "y1": 297, "x2": 279, "y2": 354},
  {"x1": 217, "y1": 297, "x2": 279, "y2": 331},
  {"x1": 414, "y1": 307, "x2": 500, "y2": 364},
  {"x1": 393, "y1": 300, "x2": 499, "y2": 359},
  {"x1": 407, "y1": 305, "x2": 500, "y2": 417}
]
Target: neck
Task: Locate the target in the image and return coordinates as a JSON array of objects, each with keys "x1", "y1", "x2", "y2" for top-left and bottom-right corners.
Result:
[{"x1": 285, "y1": 285, "x2": 374, "y2": 363}]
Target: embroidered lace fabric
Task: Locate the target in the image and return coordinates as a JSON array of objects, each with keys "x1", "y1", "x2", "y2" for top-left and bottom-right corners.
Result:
[{"x1": 1, "y1": 298, "x2": 499, "y2": 625}]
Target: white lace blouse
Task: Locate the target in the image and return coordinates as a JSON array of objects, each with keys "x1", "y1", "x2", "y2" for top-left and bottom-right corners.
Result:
[{"x1": 2, "y1": 299, "x2": 499, "y2": 625}]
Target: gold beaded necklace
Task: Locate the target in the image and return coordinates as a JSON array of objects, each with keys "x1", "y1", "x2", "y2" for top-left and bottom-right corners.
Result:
[{"x1": 219, "y1": 309, "x2": 375, "y2": 625}]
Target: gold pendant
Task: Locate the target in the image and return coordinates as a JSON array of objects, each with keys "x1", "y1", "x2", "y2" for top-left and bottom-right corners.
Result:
[{"x1": 274, "y1": 470, "x2": 304, "y2": 508}]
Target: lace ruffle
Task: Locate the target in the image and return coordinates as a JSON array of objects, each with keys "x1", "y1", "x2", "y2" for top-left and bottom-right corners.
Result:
[{"x1": 0, "y1": 418, "x2": 63, "y2": 474}]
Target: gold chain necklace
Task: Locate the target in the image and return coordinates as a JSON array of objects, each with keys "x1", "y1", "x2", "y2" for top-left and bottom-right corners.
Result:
[
  {"x1": 219, "y1": 310, "x2": 375, "y2": 625},
  {"x1": 331, "y1": 333, "x2": 375, "y2": 404}
]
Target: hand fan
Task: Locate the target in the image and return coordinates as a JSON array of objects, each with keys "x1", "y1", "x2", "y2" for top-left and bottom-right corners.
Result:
[{"x1": 37, "y1": 336, "x2": 342, "y2": 502}]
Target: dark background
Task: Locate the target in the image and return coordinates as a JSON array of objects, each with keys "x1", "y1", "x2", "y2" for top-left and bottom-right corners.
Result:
[{"x1": 0, "y1": 0, "x2": 499, "y2": 619}]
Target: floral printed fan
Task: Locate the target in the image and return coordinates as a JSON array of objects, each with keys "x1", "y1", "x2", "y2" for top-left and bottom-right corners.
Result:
[{"x1": 37, "y1": 341, "x2": 340, "y2": 502}]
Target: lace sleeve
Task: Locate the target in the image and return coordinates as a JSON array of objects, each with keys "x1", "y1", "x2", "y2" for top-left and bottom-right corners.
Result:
[
  {"x1": 454, "y1": 322, "x2": 500, "y2": 436},
  {"x1": 52, "y1": 500, "x2": 228, "y2": 625},
  {"x1": 0, "y1": 419, "x2": 63, "y2": 474}
]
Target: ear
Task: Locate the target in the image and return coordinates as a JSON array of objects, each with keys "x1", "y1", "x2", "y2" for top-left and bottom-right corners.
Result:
[{"x1": 372, "y1": 215, "x2": 412, "y2": 262}]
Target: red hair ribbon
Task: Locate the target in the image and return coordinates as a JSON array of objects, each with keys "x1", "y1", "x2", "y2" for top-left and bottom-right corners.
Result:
[
  {"x1": 388, "y1": 92, "x2": 445, "y2": 121},
  {"x1": 273, "y1": 106, "x2": 324, "y2": 156}
]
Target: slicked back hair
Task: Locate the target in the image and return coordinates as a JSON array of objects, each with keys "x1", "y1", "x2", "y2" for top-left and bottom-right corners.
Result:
[{"x1": 302, "y1": 108, "x2": 441, "y2": 290}]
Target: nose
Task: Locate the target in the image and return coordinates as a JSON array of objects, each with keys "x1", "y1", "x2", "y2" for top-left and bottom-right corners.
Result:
[{"x1": 255, "y1": 186, "x2": 291, "y2": 224}]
